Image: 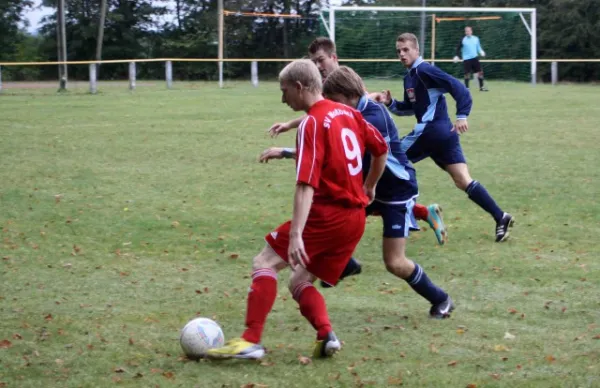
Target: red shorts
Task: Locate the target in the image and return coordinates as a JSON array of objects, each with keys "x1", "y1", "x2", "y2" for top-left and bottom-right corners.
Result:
[{"x1": 265, "y1": 204, "x2": 366, "y2": 286}]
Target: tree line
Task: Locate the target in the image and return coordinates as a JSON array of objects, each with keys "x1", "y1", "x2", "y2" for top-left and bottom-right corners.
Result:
[{"x1": 1, "y1": 0, "x2": 598, "y2": 82}]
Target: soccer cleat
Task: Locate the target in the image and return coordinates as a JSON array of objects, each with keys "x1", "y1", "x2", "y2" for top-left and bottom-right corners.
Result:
[
  {"x1": 320, "y1": 258, "x2": 362, "y2": 288},
  {"x1": 495, "y1": 213, "x2": 515, "y2": 242},
  {"x1": 429, "y1": 296, "x2": 455, "y2": 319},
  {"x1": 425, "y1": 204, "x2": 447, "y2": 245},
  {"x1": 205, "y1": 338, "x2": 265, "y2": 360},
  {"x1": 480, "y1": 87, "x2": 489, "y2": 92},
  {"x1": 313, "y1": 331, "x2": 341, "y2": 358}
]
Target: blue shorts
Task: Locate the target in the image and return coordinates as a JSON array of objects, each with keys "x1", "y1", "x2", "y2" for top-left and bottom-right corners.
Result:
[
  {"x1": 366, "y1": 197, "x2": 419, "y2": 238},
  {"x1": 401, "y1": 123, "x2": 466, "y2": 169}
]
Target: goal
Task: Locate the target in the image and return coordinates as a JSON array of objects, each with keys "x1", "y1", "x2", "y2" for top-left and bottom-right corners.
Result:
[{"x1": 321, "y1": 6, "x2": 537, "y2": 84}]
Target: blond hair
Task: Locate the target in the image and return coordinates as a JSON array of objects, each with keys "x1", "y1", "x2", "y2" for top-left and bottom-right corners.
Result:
[
  {"x1": 322, "y1": 66, "x2": 366, "y2": 100},
  {"x1": 397, "y1": 33, "x2": 420, "y2": 51},
  {"x1": 278, "y1": 59, "x2": 322, "y2": 93}
]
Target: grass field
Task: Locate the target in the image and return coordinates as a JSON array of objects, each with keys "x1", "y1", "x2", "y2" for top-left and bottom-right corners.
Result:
[{"x1": 1, "y1": 80, "x2": 599, "y2": 388}]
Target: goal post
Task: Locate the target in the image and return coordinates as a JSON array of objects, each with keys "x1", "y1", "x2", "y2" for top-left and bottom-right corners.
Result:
[{"x1": 324, "y1": 6, "x2": 537, "y2": 85}]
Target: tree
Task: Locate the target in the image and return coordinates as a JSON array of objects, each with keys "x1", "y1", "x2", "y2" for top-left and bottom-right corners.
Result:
[{"x1": 0, "y1": 0, "x2": 34, "y2": 61}]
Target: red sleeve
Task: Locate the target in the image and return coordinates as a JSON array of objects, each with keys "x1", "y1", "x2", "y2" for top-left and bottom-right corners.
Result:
[
  {"x1": 295, "y1": 115, "x2": 323, "y2": 188},
  {"x1": 361, "y1": 118, "x2": 388, "y2": 157}
]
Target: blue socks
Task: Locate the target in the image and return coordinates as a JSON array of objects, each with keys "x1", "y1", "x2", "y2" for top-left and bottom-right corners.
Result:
[
  {"x1": 465, "y1": 180, "x2": 504, "y2": 222},
  {"x1": 406, "y1": 264, "x2": 448, "y2": 305}
]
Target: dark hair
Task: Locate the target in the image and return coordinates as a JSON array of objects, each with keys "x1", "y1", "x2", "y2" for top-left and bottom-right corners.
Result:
[{"x1": 308, "y1": 37, "x2": 337, "y2": 56}]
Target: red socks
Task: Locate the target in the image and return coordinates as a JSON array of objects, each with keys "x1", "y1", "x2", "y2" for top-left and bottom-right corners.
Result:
[
  {"x1": 242, "y1": 269, "x2": 278, "y2": 344},
  {"x1": 293, "y1": 282, "x2": 332, "y2": 340},
  {"x1": 413, "y1": 203, "x2": 429, "y2": 221}
]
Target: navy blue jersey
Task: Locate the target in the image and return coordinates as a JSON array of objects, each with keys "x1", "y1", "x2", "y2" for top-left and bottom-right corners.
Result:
[
  {"x1": 357, "y1": 95, "x2": 418, "y2": 202},
  {"x1": 387, "y1": 57, "x2": 472, "y2": 128}
]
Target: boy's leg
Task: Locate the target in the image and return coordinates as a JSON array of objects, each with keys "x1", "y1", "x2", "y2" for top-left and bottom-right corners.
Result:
[
  {"x1": 379, "y1": 200, "x2": 454, "y2": 318},
  {"x1": 432, "y1": 133, "x2": 513, "y2": 242},
  {"x1": 207, "y1": 244, "x2": 287, "y2": 359}
]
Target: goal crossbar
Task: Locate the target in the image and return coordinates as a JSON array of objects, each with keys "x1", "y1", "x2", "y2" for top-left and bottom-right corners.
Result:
[
  {"x1": 326, "y1": 6, "x2": 537, "y2": 85},
  {"x1": 330, "y1": 6, "x2": 535, "y2": 13}
]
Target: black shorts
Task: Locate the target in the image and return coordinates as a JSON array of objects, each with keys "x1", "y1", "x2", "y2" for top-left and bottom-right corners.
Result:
[{"x1": 463, "y1": 58, "x2": 482, "y2": 74}]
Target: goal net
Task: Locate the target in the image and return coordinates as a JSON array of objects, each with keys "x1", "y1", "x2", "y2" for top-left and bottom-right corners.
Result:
[{"x1": 321, "y1": 6, "x2": 536, "y2": 83}]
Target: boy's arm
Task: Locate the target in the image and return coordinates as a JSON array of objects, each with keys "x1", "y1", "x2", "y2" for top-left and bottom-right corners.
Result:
[
  {"x1": 422, "y1": 65, "x2": 472, "y2": 120},
  {"x1": 269, "y1": 116, "x2": 305, "y2": 137}
]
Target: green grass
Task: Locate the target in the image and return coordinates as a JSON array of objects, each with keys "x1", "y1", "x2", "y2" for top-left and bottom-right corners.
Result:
[{"x1": 1, "y1": 81, "x2": 599, "y2": 388}]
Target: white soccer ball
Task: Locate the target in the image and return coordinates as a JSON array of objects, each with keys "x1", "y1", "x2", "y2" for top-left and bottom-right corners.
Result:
[{"x1": 179, "y1": 317, "x2": 225, "y2": 358}]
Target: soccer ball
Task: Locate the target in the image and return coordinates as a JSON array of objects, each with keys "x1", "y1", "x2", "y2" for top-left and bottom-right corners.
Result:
[{"x1": 179, "y1": 317, "x2": 225, "y2": 358}]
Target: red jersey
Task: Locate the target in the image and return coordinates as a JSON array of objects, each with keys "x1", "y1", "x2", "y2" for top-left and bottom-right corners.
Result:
[{"x1": 295, "y1": 99, "x2": 388, "y2": 208}]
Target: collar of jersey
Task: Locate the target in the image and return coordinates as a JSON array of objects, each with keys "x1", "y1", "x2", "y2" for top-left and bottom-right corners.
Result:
[
  {"x1": 411, "y1": 56, "x2": 425, "y2": 69},
  {"x1": 357, "y1": 94, "x2": 369, "y2": 112}
]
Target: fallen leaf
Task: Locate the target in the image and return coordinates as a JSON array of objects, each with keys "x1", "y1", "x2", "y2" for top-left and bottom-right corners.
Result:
[
  {"x1": 545, "y1": 355, "x2": 556, "y2": 362},
  {"x1": 0, "y1": 340, "x2": 12, "y2": 348},
  {"x1": 171, "y1": 221, "x2": 180, "y2": 228},
  {"x1": 508, "y1": 308, "x2": 518, "y2": 314},
  {"x1": 466, "y1": 384, "x2": 477, "y2": 388},
  {"x1": 230, "y1": 253, "x2": 239, "y2": 259},
  {"x1": 13, "y1": 333, "x2": 22, "y2": 340},
  {"x1": 494, "y1": 345, "x2": 509, "y2": 352},
  {"x1": 44, "y1": 314, "x2": 53, "y2": 321},
  {"x1": 561, "y1": 307, "x2": 567, "y2": 313},
  {"x1": 298, "y1": 355, "x2": 312, "y2": 365},
  {"x1": 490, "y1": 373, "x2": 501, "y2": 380},
  {"x1": 502, "y1": 357, "x2": 509, "y2": 361},
  {"x1": 399, "y1": 352, "x2": 406, "y2": 358},
  {"x1": 429, "y1": 343, "x2": 439, "y2": 353},
  {"x1": 456, "y1": 329, "x2": 465, "y2": 334},
  {"x1": 504, "y1": 332, "x2": 516, "y2": 340},
  {"x1": 134, "y1": 372, "x2": 143, "y2": 378},
  {"x1": 574, "y1": 334, "x2": 585, "y2": 341},
  {"x1": 162, "y1": 371, "x2": 175, "y2": 379},
  {"x1": 128, "y1": 338, "x2": 134, "y2": 345},
  {"x1": 260, "y1": 361, "x2": 274, "y2": 367},
  {"x1": 114, "y1": 367, "x2": 126, "y2": 373},
  {"x1": 592, "y1": 334, "x2": 600, "y2": 339},
  {"x1": 387, "y1": 376, "x2": 403, "y2": 385},
  {"x1": 448, "y1": 360, "x2": 458, "y2": 366},
  {"x1": 195, "y1": 289, "x2": 203, "y2": 294},
  {"x1": 328, "y1": 372, "x2": 341, "y2": 381}
]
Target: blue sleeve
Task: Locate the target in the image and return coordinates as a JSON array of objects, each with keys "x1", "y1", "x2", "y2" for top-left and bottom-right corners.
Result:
[
  {"x1": 476, "y1": 37, "x2": 482, "y2": 53},
  {"x1": 387, "y1": 89, "x2": 414, "y2": 117},
  {"x1": 421, "y1": 65, "x2": 472, "y2": 119}
]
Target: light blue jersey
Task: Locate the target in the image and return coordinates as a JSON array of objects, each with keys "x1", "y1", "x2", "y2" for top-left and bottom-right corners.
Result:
[{"x1": 456, "y1": 36, "x2": 482, "y2": 61}]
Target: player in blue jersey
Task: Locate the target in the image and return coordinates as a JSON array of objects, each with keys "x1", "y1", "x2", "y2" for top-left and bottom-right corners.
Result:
[
  {"x1": 453, "y1": 26, "x2": 489, "y2": 92},
  {"x1": 371, "y1": 33, "x2": 514, "y2": 242},
  {"x1": 260, "y1": 66, "x2": 454, "y2": 318}
]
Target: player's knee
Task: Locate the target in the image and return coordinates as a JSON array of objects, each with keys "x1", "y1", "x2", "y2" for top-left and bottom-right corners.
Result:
[
  {"x1": 252, "y1": 246, "x2": 283, "y2": 271},
  {"x1": 287, "y1": 268, "x2": 314, "y2": 294},
  {"x1": 448, "y1": 169, "x2": 472, "y2": 191},
  {"x1": 453, "y1": 177, "x2": 471, "y2": 191},
  {"x1": 383, "y1": 254, "x2": 413, "y2": 278}
]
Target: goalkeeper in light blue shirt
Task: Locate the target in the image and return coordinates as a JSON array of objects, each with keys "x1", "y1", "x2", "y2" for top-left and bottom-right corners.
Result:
[{"x1": 454, "y1": 26, "x2": 489, "y2": 91}]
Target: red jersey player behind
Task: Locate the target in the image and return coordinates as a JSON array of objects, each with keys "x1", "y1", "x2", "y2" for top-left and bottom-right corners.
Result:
[{"x1": 207, "y1": 59, "x2": 388, "y2": 360}]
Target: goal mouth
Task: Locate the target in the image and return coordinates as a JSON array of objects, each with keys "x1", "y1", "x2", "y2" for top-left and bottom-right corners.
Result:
[{"x1": 321, "y1": 6, "x2": 537, "y2": 83}]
